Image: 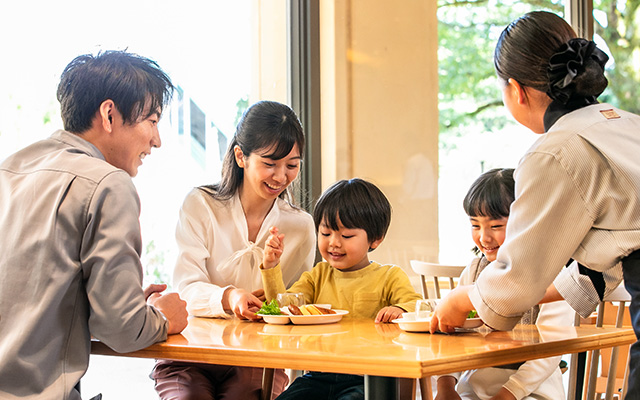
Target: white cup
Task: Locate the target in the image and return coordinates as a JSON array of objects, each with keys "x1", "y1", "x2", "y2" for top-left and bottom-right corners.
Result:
[{"x1": 276, "y1": 292, "x2": 306, "y2": 307}]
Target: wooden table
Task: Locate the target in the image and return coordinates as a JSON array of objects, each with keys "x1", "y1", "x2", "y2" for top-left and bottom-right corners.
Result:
[{"x1": 91, "y1": 317, "x2": 635, "y2": 399}]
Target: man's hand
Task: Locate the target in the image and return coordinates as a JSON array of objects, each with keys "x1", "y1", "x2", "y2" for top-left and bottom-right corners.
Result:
[
  {"x1": 429, "y1": 285, "x2": 474, "y2": 334},
  {"x1": 262, "y1": 227, "x2": 284, "y2": 270},
  {"x1": 147, "y1": 291, "x2": 188, "y2": 335},
  {"x1": 224, "y1": 287, "x2": 263, "y2": 320},
  {"x1": 144, "y1": 283, "x2": 167, "y2": 300}
]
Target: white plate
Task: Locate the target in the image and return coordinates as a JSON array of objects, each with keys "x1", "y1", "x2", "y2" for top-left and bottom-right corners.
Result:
[
  {"x1": 259, "y1": 305, "x2": 348, "y2": 325},
  {"x1": 258, "y1": 314, "x2": 291, "y2": 325},
  {"x1": 288, "y1": 309, "x2": 348, "y2": 325},
  {"x1": 392, "y1": 317, "x2": 483, "y2": 332}
]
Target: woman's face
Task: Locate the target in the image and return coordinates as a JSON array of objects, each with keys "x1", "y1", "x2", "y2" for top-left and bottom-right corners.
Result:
[
  {"x1": 235, "y1": 143, "x2": 301, "y2": 203},
  {"x1": 469, "y1": 215, "x2": 508, "y2": 262}
]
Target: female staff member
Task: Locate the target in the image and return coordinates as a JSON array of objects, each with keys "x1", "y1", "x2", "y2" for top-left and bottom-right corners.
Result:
[
  {"x1": 430, "y1": 11, "x2": 640, "y2": 398},
  {"x1": 152, "y1": 100, "x2": 317, "y2": 400}
]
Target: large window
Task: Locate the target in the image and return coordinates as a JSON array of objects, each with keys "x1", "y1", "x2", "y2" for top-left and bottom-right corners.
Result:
[
  {"x1": 0, "y1": 2, "x2": 254, "y2": 287},
  {"x1": 0, "y1": 1, "x2": 286, "y2": 397},
  {"x1": 436, "y1": 0, "x2": 640, "y2": 263}
]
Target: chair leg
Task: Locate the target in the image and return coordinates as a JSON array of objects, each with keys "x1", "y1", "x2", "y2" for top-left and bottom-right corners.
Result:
[
  {"x1": 397, "y1": 378, "x2": 416, "y2": 400},
  {"x1": 418, "y1": 376, "x2": 433, "y2": 400},
  {"x1": 261, "y1": 368, "x2": 275, "y2": 400}
]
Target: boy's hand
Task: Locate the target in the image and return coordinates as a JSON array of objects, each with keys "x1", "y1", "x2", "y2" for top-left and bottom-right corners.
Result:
[
  {"x1": 262, "y1": 226, "x2": 285, "y2": 270},
  {"x1": 375, "y1": 306, "x2": 404, "y2": 323}
]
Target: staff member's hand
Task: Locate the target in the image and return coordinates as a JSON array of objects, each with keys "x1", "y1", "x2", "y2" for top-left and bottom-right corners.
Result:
[{"x1": 429, "y1": 285, "x2": 474, "y2": 334}]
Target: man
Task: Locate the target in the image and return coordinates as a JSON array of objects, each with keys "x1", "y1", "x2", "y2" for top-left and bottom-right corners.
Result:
[{"x1": 0, "y1": 51, "x2": 188, "y2": 399}]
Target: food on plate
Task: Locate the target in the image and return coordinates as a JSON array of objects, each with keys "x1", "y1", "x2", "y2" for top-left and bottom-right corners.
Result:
[
  {"x1": 288, "y1": 304, "x2": 336, "y2": 316},
  {"x1": 288, "y1": 304, "x2": 303, "y2": 315},
  {"x1": 314, "y1": 306, "x2": 336, "y2": 315},
  {"x1": 257, "y1": 299, "x2": 283, "y2": 315},
  {"x1": 467, "y1": 310, "x2": 478, "y2": 319}
]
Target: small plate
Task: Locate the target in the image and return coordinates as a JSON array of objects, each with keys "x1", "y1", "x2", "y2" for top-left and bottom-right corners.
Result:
[
  {"x1": 289, "y1": 310, "x2": 348, "y2": 325},
  {"x1": 392, "y1": 317, "x2": 483, "y2": 332},
  {"x1": 259, "y1": 314, "x2": 291, "y2": 325},
  {"x1": 259, "y1": 305, "x2": 349, "y2": 325}
]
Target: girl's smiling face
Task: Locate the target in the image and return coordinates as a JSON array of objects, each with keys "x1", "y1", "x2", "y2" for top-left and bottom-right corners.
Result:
[{"x1": 469, "y1": 215, "x2": 508, "y2": 262}]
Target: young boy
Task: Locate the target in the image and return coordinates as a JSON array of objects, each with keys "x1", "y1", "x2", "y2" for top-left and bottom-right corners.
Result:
[{"x1": 260, "y1": 178, "x2": 422, "y2": 399}]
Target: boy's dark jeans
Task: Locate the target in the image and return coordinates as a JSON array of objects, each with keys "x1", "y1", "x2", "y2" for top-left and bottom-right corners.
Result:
[{"x1": 275, "y1": 372, "x2": 364, "y2": 400}]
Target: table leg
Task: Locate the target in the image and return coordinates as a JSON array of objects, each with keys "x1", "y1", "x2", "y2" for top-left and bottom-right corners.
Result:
[
  {"x1": 364, "y1": 375, "x2": 400, "y2": 400},
  {"x1": 261, "y1": 368, "x2": 275, "y2": 400}
]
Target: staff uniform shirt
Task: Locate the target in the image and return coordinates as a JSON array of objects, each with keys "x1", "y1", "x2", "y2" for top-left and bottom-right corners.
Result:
[
  {"x1": 261, "y1": 261, "x2": 423, "y2": 318},
  {"x1": 0, "y1": 130, "x2": 167, "y2": 400},
  {"x1": 173, "y1": 188, "x2": 316, "y2": 317},
  {"x1": 440, "y1": 257, "x2": 574, "y2": 400},
  {"x1": 470, "y1": 104, "x2": 640, "y2": 330}
]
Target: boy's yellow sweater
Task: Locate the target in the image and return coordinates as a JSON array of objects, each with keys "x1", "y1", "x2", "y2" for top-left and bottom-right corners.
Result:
[{"x1": 261, "y1": 261, "x2": 422, "y2": 319}]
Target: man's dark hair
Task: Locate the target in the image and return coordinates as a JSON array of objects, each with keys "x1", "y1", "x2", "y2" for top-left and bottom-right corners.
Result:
[{"x1": 57, "y1": 50, "x2": 174, "y2": 133}]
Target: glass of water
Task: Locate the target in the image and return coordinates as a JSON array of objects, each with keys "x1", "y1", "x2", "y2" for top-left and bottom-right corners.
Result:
[
  {"x1": 415, "y1": 299, "x2": 439, "y2": 320},
  {"x1": 276, "y1": 292, "x2": 306, "y2": 308}
]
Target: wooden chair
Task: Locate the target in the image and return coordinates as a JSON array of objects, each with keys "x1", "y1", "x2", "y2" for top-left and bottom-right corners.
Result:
[
  {"x1": 567, "y1": 284, "x2": 631, "y2": 400},
  {"x1": 410, "y1": 260, "x2": 466, "y2": 400}
]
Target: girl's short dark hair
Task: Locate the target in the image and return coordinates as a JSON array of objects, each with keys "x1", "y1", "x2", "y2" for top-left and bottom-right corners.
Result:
[
  {"x1": 313, "y1": 178, "x2": 391, "y2": 242},
  {"x1": 57, "y1": 50, "x2": 174, "y2": 133},
  {"x1": 463, "y1": 168, "x2": 515, "y2": 219}
]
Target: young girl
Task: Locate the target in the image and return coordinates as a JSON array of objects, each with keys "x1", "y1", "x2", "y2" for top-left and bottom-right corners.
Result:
[
  {"x1": 152, "y1": 101, "x2": 317, "y2": 400},
  {"x1": 261, "y1": 178, "x2": 422, "y2": 399},
  {"x1": 435, "y1": 168, "x2": 573, "y2": 400}
]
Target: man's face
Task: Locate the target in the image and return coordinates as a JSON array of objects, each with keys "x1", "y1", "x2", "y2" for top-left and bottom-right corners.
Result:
[{"x1": 106, "y1": 108, "x2": 161, "y2": 177}]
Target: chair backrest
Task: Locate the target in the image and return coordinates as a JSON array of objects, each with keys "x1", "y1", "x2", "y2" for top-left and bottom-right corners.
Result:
[
  {"x1": 586, "y1": 284, "x2": 631, "y2": 400},
  {"x1": 567, "y1": 283, "x2": 631, "y2": 400},
  {"x1": 409, "y1": 260, "x2": 465, "y2": 299}
]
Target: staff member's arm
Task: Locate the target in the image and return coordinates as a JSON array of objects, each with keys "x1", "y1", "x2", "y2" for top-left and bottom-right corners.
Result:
[{"x1": 432, "y1": 152, "x2": 594, "y2": 333}]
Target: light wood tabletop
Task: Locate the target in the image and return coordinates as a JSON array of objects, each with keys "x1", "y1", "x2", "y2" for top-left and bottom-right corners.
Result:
[{"x1": 92, "y1": 316, "x2": 634, "y2": 382}]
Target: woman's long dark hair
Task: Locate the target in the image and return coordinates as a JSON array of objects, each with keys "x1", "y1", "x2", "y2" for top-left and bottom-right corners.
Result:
[
  {"x1": 201, "y1": 100, "x2": 305, "y2": 203},
  {"x1": 494, "y1": 11, "x2": 607, "y2": 99}
]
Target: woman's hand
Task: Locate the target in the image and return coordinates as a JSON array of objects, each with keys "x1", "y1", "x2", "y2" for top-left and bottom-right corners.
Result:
[
  {"x1": 375, "y1": 306, "x2": 404, "y2": 323},
  {"x1": 252, "y1": 288, "x2": 266, "y2": 302},
  {"x1": 262, "y1": 227, "x2": 284, "y2": 270},
  {"x1": 429, "y1": 285, "x2": 474, "y2": 333},
  {"x1": 223, "y1": 287, "x2": 263, "y2": 320}
]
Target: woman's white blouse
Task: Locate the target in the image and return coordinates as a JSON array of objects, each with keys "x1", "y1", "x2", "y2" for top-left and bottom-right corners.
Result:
[{"x1": 173, "y1": 188, "x2": 316, "y2": 317}]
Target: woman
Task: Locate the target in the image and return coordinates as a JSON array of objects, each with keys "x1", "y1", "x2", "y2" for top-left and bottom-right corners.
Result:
[
  {"x1": 430, "y1": 11, "x2": 640, "y2": 399},
  {"x1": 152, "y1": 100, "x2": 317, "y2": 400}
]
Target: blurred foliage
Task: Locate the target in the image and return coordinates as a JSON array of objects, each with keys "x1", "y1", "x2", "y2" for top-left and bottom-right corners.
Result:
[
  {"x1": 234, "y1": 95, "x2": 249, "y2": 128},
  {"x1": 438, "y1": 0, "x2": 562, "y2": 149},
  {"x1": 438, "y1": 0, "x2": 640, "y2": 148},
  {"x1": 142, "y1": 240, "x2": 171, "y2": 289},
  {"x1": 594, "y1": 0, "x2": 640, "y2": 113}
]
